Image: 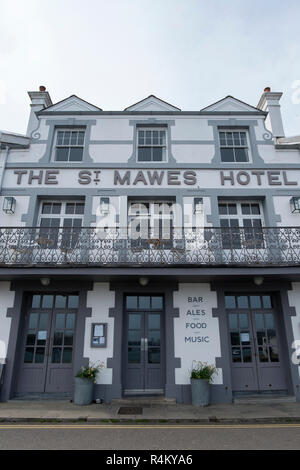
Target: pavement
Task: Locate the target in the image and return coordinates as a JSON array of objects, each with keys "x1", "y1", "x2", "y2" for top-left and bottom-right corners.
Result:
[{"x1": 1, "y1": 398, "x2": 300, "y2": 423}]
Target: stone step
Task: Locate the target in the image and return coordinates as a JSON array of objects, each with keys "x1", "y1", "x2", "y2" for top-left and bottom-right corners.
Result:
[
  {"x1": 112, "y1": 396, "x2": 177, "y2": 406},
  {"x1": 234, "y1": 394, "x2": 296, "y2": 405},
  {"x1": 12, "y1": 392, "x2": 71, "y2": 401}
]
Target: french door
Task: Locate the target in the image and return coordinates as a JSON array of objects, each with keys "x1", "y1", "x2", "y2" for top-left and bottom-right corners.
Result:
[
  {"x1": 124, "y1": 295, "x2": 164, "y2": 394},
  {"x1": 226, "y1": 294, "x2": 287, "y2": 392},
  {"x1": 17, "y1": 293, "x2": 78, "y2": 394}
]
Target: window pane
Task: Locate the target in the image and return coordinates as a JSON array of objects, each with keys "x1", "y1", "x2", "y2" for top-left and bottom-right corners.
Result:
[
  {"x1": 139, "y1": 296, "x2": 150, "y2": 309},
  {"x1": 153, "y1": 147, "x2": 163, "y2": 161},
  {"x1": 64, "y1": 331, "x2": 73, "y2": 346},
  {"x1": 62, "y1": 348, "x2": 73, "y2": 363},
  {"x1": 70, "y1": 132, "x2": 77, "y2": 145},
  {"x1": 69, "y1": 147, "x2": 83, "y2": 161},
  {"x1": 233, "y1": 132, "x2": 240, "y2": 146},
  {"x1": 35, "y1": 347, "x2": 45, "y2": 363},
  {"x1": 138, "y1": 147, "x2": 151, "y2": 161},
  {"x1": 77, "y1": 131, "x2": 85, "y2": 145},
  {"x1": 225, "y1": 296, "x2": 236, "y2": 309},
  {"x1": 228, "y1": 204, "x2": 237, "y2": 215},
  {"x1": 26, "y1": 333, "x2": 36, "y2": 346},
  {"x1": 251, "y1": 204, "x2": 260, "y2": 215},
  {"x1": 52, "y1": 203, "x2": 61, "y2": 214},
  {"x1": 53, "y1": 331, "x2": 63, "y2": 345},
  {"x1": 241, "y1": 204, "x2": 251, "y2": 215},
  {"x1": 42, "y1": 203, "x2": 52, "y2": 215},
  {"x1": 126, "y1": 296, "x2": 138, "y2": 309},
  {"x1": 24, "y1": 347, "x2": 34, "y2": 363},
  {"x1": 262, "y1": 296, "x2": 272, "y2": 308},
  {"x1": 52, "y1": 347, "x2": 61, "y2": 363},
  {"x1": 239, "y1": 313, "x2": 249, "y2": 329},
  {"x1": 66, "y1": 313, "x2": 75, "y2": 329},
  {"x1": 242, "y1": 347, "x2": 252, "y2": 362},
  {"x1": 148, "y1": 314, "x2": 160, "y2": 329},
  {"x1": 39, "y1": 313, "x2": 48, "y2": 329},
  {"x1": 42, "y1": 295, "x2": 54, "y2": 309},
  {"x1": 65, "y1": 203, "x2": 75, "y2": 215},
  {"x1": 128, "y1": 330, "x2": 141, "y2": 346},
  {"x1": 68, "y1": 295, "x2": 79, "y2": 308},
  {"x1": 240, "y1": 132, "x2": 247, "y2": 145},
  {"x1": 63, "y1": 131, "x2": 71, "y2": 145},
  {"x1": 219, "y1": 132, "x2": 226, "y2": 146},
  {"x1": 55, "y1": 295, "x2": 67, "y2": 308},
  {"x1": 55, "y1": 313, "x2": 65, "y2": 329},
  {"x1": 237, "y1": 296, "x2": 249, "y2": 308},
  {"x1": 75, "y1": 203, "x2": 85, "y2": 215},
  {"x1": 29, "y1": 313, "x2": 39, "y2": 329},
  {"x1": 220, "y1": 148, "x2": 234, "y2": 162},
  {"x1": 138, "y1": 130, "x2": 144, "y2": 145},
  {"x1": 56, "y1": 147, "x2": 69, "y2": 161},
  {"x1": 128, "y1": 313, "x2": 141, "y2": 329},
  {"x1": 226, "y1": 132, "x2": 233, "y2": 146},
  {"x1": 250, "y1": 296, "x2": 261, "y2": 308},
  {"x1": 229, "y1": 313, "x2": 238, "y2": 329},
  {"x1": 218, "y1": 204, "x2": 227, "y2": 215},
  {"x1": 148, "y1": 348, "x2": 160, "y2": 364},
  {"x1": 151, "y1": 296, "x2": 163, "y2": 310},
  {"x1": 232, "y1": 347, "x2": 241, "y2": 362},
  {"x1": 230, "y1": 332, "x2": 240, "y2": 345},
  {"x1": 128, "y1": 347, "x2": 140, "y2": 363},
  {"x1": 57, "y1": 131, "x2": 64, "y2": 145},
  {"x1": 235, "y1": 148, "x2": 248, "y2": 162},
  {"x1": 145, "y1": 131, "x2": 151, "y2": 145}
]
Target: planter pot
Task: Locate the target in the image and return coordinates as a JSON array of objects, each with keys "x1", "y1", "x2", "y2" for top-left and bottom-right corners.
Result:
[
  {"x1": 191, "y1": 378, "x2": 210, "y2": 406},
  {"x1": 74, "y1": 377, "x2": 94, "y2": 405}
]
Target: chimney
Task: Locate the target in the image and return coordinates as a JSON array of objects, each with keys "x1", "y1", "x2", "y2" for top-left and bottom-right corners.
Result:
[
  {"x1": 257, "y1": 87, "x2": 285, "y2": 138},
  {"x1": 26, "y1": 86, "x2": 52, "y2": 136}
]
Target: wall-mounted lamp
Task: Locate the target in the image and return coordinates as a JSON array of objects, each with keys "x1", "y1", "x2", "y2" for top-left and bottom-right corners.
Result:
[
  {"x1": 290, "y1": 197, "x2": 300, "y2": 213},
  {"x1": 100, "y1": 197, "x2": 110, "y2": 215},
  {"x1": 40, "y1": 277, "x2": 51, "y2": 286},
  {"x1": 253, "y1": 276, "x2": 264, "y2": 286},
  {"x1": 2, "y1": 197, "x2": 16, "y2": 214},
  {"x1": 194, "y1": 197, "x2": 203, "y2": 214},
  {"x1": 139, "y1": 277, "x2": 149, "y2": 286}
]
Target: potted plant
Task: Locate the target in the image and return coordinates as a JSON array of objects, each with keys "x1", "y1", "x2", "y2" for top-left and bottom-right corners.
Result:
[
  {"x1": 190, "y1": 361, "x2": 217, "y2": 407},
  {"x1": 74, "y1": 362, "x2": 103, "y2": 405}
]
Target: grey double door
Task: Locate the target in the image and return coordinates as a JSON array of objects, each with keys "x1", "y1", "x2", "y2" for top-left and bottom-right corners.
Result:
[
  {"x1": 227, "y1": 294, "x2": 287, "y2": 392},
  {"x1": 17, "y1": 293, "x2": 78, "y2": 394},
  {"x1": 124, "y1": 295, "x2": 164, "y2": 394}
]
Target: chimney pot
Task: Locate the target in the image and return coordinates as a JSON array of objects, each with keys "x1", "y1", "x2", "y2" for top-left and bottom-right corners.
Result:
[
  {"x1": 264, "y1": 87, "x2": 271, "y2": 93},
  {"x1": 39, "y1": 85, "x2": 46, "y2": 92}
]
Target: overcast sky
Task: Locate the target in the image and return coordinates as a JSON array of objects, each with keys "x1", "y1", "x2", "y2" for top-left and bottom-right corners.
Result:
[{"x1": 0, "y1": 0, "x2": 300, "y2": 136}]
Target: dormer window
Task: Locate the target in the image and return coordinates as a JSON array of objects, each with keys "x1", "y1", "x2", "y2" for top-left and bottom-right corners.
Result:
[
  {"x1": 219, "y1": 130, "x2": 249, "y2": 162},
  {"x1": 137, "y1": 128, "x2": 166, "y2": 162},
  {"x1": 55, "y1": 129, "x2": 85, "y2": 162}
]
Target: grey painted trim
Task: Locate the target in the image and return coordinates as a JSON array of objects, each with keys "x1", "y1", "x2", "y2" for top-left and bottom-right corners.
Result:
[
  {"x1": 37, "y1": 111, "x2": 268, "y2": 116},
  {"x1": 127, "y1": 119, "x2": 177, "y2": 165},
  {"x1": 208, "y1": 119, "x2": 265, "y2": 165},
  {"x1": 1, "y1": 279, "x2": 93, "y2": 402},
  {"x1": 38, "y1": 119, "x2": 97, "y2": 163},
  {"x1": 89, "y1": 140, "x2": 133, "y2": 145}
]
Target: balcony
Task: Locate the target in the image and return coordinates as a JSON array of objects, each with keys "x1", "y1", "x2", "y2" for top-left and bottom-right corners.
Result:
[{"x1": 0, "y1": 226, "x2": 300, "y2": 268}]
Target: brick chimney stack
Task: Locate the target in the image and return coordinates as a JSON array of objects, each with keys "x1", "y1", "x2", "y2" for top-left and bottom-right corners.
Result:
[
  {"x1": 257, "y1": 87, "x2": 285, "y2": 139},
  {"x1": 26, "y1": 86, "x2": 52, "y2": 136}
]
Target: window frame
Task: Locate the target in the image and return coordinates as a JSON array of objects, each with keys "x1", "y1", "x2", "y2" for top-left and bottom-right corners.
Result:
[
  {"x1": 53, "y1": 128, "x2": 86, "y2": 162},
  {"x1": 136, "y1": 127, "x2": 167, "y2": 163},
  {"x1": 218, "y1": 129, "x2": 251, "y2": 163}
]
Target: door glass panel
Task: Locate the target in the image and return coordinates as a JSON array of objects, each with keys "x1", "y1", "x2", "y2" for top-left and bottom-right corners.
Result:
[
  {"x1": 42, "y1": 295, "x2": 54, "y2": 309},
  {"x1": 37, "y1": 331, "x2": 47, "y2": 345},
  {"x1": 53, "y1": 331, "x2": 63, "y2": 345},
  {"x1": 242, "y1": 347, "x2": 252, "y2": 362},
  {"x1": 265, "y1": 313, "x2": 275, "y2": 329},
  {"x1": 151, "y1": 296, "x2": 163, "y2": 310},
  {"x1": 35, "y1": 348, "x2": 45, "y2": 363},
  {"x1": 39, "y1": 313, "x2": 48, "y2": 329},
  {"x1": 139, "y1": 296, "x2": 150, "y2": 309},
  {"x1": 55, "y1": 295, "x2": 67, "y2": 308},
  {"x1": 148, "y1": 314, "x2": 160, "y2": 330},
  {"x1": 229, "y1": 313, "x2": 238, "y2": 330},
  {"x1": 128, "y1": 330, "x2": 141, "y2": 346},
  {"x1": 68, "y1": 295, "x2": 79, "y2": 308},
  {"x1": 66, "y1": 313, "x2": 75, "y2": 329},
  {"x1": 52, "y1": 347, "x2": 62, "y2": 363},
  {"x1": 26, "y1": 332, "x2": 36, "y2": 345},
  {"x1": 62, "y1": 348, "x2": 73, "y2": 363},
  {"x1": 239, "y1": 313, "x2": 248, "y2": 329},
  {"x1": 237, "y1": 296, "x2": 249, "y2": 308},
  {"x1": 148, "y1": 330, "x2": 160, "y2": 346},
  {"x1": 64, "y1": 331, "x2": 74, "y2": 346},
  {"x1": 55, "y1": 313, "x2": 65, "y2": 329},
  {"x1": 29, "y1": 313, "x2": 38, "y2": 329},
  {"x1": 262, "y1": 296, "x2": 272, "y2": 308},
  {"x1": 255, "y1": 313, "x2": 264, "y2": 331},
  {"x1": 32, "y1": 295, "x2": 41, "y2": 308},
  {"x1": 258, "y1": 346, "x2": 269, "y2": 362},
  {"x1": 128, "y1": 347, "x2": 140, "y2": 363},
  {"x1": 128, "y1": 313, "x2": 141, "y2": 329},
  {"x1": 148, "y1": 348, "x2": 160, "y2": 364},
  {"x1": 250, "y1": 296, "x2": 261, "y2": 308},
  {"x1": 232, "y1": 347, "x2": 241, "y2": 362},
  {"x1": 126, "y1": 296, "x2": 138, "y2": 309},
  {"x1": 24, "y1": 347, "x2": 34, "y2": 363},
  {"x1": 230, "y1": 331, "x2": 240, "y2": 345}
]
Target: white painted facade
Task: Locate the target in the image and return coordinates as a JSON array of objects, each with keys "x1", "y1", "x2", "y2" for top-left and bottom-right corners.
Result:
[{"x1": 0, "y1": 87, "x2": 300, "y2": 403}]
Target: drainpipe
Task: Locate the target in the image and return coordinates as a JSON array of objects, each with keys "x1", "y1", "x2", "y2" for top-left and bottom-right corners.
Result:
[{"x1": 0, "y1": 145, "x2": 9, "y2": 194}]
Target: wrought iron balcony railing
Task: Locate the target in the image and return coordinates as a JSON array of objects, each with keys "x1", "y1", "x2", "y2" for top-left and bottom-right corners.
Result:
[{"x1": 0, "y1": 226, "x2": 300, "y2": 267}]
